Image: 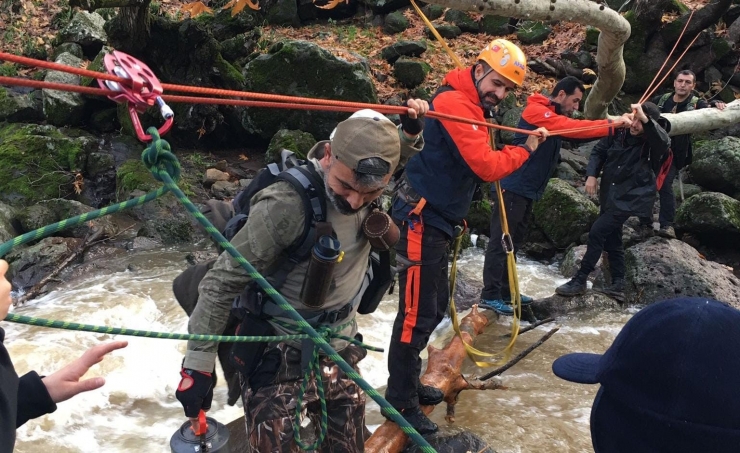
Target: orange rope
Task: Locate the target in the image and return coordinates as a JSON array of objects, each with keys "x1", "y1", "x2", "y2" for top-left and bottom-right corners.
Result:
[
  {"x1": 640, "y1": 33, "x2": 701, "y2": 104},
  {"x1": 0, "y1": 55, "x2": 626, "y2": 138},
  {"x1": 639, "y1": 10, "x2": 695, "y2": 104}
]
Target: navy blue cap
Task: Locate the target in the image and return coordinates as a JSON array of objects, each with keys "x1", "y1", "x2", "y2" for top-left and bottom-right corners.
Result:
[{"x1": 553, "y1": 297, "x2": 740, "y2": 453}]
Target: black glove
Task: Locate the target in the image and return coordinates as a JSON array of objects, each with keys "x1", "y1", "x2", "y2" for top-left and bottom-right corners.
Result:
[
  {"x1": 400, "y1": 100, "x2": 424, "y2": 136},
  {"x1": 176, "y1": 368, "x2": 214, "y2": 418}
]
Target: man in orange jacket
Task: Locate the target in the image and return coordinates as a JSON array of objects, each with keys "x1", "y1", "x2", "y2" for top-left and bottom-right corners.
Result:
[
  {"x1": 480, "y1": 76, "x2": 632, "y2": 314},
  {"x1": 386, "y1": 39, "x2": 548, "y2": 434}
]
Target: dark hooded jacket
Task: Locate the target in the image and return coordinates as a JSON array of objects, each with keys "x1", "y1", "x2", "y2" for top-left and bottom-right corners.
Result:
[
  {"x1": 1, "y1": 327, "x2": 57, "y2": 452},
  {"x1": 586, "y1": 118, "x2": 670, "y2": 218}
]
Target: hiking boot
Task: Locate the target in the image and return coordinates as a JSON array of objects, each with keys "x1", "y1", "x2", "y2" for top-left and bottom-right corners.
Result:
[
  {"x1": 418, "y1": 383, "x2": 444, "y2": 406},
  {"x1": 504, "y1": 293, "x2": 534, "y2": 306},
  {"x1": 479, "y1": 298, "x2": 514, "y2": 316},
  {"x1": 382, "y1": 406, "x2": 439, "y2": 435},
  {"x1": 556, "y1": 273, "x2": 588, "y2": 297},
  {"x1": 595, "y1": 278, "x2": 626, "y2": 302},
  {"x1": 657, "y1": 225, "x2": 676, "y2": 239},
  {"x1": 636, "y1": 224, "x2": 655, "y2": 240}
]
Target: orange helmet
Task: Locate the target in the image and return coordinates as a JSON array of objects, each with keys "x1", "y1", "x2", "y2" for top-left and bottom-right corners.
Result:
[{"x1": 477, "y1": 39, "x2": 527, "y2": 86}]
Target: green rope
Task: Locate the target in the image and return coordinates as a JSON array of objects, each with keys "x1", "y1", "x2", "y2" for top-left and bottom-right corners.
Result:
[
  {"x1": 3, "y1": 313, "x2": 349, "y2": 343},
  {"x1": 0, "y1": 188, "x2": 167, "y2": 258},
  {"x1": 0, "y1": 128, "x2": 436, "y2": 452}
]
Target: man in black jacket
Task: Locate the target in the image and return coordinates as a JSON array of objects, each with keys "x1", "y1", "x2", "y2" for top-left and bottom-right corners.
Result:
[
  {"x1": 556, "y1": 103, "x2": 670, "y2": 300},
  {"x1": 0, "y1": 259, "x2": 126, "y2": 452},
  {"x1": 480, "y1": 76, "x2": 631, "y2": 315},
  {"x1": 638, "y1": 70, "x2": 726, "y2": 239}
]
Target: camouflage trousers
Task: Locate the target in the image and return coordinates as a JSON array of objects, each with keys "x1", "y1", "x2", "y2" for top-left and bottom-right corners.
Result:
[{"x1": 241, "y1": 342, "x2": 367, "y2": 453}]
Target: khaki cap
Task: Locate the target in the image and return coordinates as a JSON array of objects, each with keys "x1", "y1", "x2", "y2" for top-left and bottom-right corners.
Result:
[{"x1": 330, "y1": 109, "x2": 400, "y2": 176}]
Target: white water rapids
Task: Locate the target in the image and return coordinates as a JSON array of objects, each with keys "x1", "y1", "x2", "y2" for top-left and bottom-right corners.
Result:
[{"x1": 6, "y1": 247, "x2": 634, "y2": 452}]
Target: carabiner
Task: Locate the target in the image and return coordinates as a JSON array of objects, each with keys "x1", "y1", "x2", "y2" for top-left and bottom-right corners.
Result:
[
  {"x1": 500, "y1": 233, "x2": 514, "y2": 254},
  {"x1": 97, "y1": 50, "x2": 174, "y2": 142}
]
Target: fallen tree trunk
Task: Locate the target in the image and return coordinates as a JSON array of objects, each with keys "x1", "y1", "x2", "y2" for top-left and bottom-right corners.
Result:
[{"x1": 662, "y1": 99, "x2": 740, "y2": 135}]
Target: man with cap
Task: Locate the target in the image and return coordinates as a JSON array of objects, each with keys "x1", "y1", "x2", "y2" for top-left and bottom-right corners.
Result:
[
  {"x1": 386, "y1": 38, "x2": 549, "y2": 434},
  {"x1": 553, "y1": 297, "x2": 740, "y2": 452},
  {"x1": 556, "y1": 103, "x2": 670, "y2": 300},
  {"x1": 175, "y1": 101, "x2": 428, "y2": 452}
]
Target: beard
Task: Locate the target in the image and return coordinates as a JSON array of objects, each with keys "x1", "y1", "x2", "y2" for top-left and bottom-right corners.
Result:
[
  {"x1": 478, "y1": 90, "x2": 501, "y2": 112},
  {"x1": 324, "y1": 173, "x2": 366, "y2": 215}
]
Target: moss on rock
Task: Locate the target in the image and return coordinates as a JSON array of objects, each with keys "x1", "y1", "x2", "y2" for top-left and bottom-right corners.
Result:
[
  {"x1": 0, "y1": 123, "x2": 88, "y2": 206},
  {"x1": 265, "y1": 129, "x2": 317, "y2": 162},
  {"x1": 117, "y1": 159, "x2": 159, "y2": 194},
  {"x1": 532, "y1": 179, "x2": 599, "y2": 248}
]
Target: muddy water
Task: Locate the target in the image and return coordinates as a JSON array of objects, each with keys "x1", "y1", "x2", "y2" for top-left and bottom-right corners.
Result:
[{"x1": 7, "y1": 247, "x2": 633, "y2": 453}]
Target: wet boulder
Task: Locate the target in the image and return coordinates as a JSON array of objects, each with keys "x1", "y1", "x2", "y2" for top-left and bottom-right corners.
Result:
[
  {"x1": 16, "y1": 199, "x2": 119, "y2": 240},
  {"x1": 530, "y1": 292, "x2": 620, "y2": 319},
  {"x1": 675, "y1": 192, "x2": 740, "y2": 244},
  {"x1": 625, "y1": 237, "x2": 740, "y2": 307},
  {"x1": 532, "y1": 179, "x2": 599, "y2": 249},
  {"x1": 689, "y1": 137, "x2": 740, "y2": 198},
  {"x1": 43, "y1": 52, "x2": 88, "y2": 126},
  {"x1": 5, "y1": 237, "x2": 83, "y2": 291},
  {"x1": 242, "y1": 40, "x2": 378, "y2": 141}
]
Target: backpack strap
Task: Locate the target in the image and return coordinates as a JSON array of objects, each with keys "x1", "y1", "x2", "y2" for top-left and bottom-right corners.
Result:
[
  {"x1": 277, "y1": 162, "x2": 328, "y2": 263},
  {"x1": 686, "y1": 95, "x2": 699, "y2": 111},
  {"x1": 657, "y1": 92, "x2": 671, "y2": 110}
]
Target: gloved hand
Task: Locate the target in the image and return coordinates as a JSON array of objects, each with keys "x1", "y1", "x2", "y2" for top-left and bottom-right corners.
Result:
[
  {"x1": 400, "y1": 99, "x2": 427, "y2": 136},
  {"x1": 176, "y1": 368, "x2": 214, "y2": 418}
]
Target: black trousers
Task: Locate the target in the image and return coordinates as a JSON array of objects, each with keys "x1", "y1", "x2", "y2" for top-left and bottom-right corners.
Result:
[
  {"x1": 481, "y1": 191, "x2": 533, "y2": 301},
  {"x1": 640, "y1": 163, "x2": 678, "y2": 228},
  {"x1": 386, "y1": 219, "x2": 449, "y2": 409},
  {"x1": 579, "y1": 209, "x2": 631, "y2": 280}
]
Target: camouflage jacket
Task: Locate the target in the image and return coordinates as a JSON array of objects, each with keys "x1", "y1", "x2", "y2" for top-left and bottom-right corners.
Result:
[{"x1": 184, "y1": 126, "x2": 423, "y2": 372}]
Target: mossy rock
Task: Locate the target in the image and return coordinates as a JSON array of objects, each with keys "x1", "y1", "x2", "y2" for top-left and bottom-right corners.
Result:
[
  {"x1": 532, "y1": 179, "x2": 599, "y2": 248},
  {"x1": 43, "y1": 52, "x2": 88, "y2": 126},
  {"x1": 443, "y1": 10, "x2": 479, "y2": 34},
  {"x1": 0, "y1": 202, "x2": 18, "y2": 244},
  {"x1": 56, "y1": 11, "x2": 108, "y2": 58},
  {"x1": 0, "y1": 123, "x2": 89, "y2": 206},
  {"x1": 0, "y1": 86, "x2": 44, "y2": 123},
  {"x1": 585, "y1": 26, "x2": 600, "y2": 48},
  {"x1": 359, "y1": 0, "x2": 411, "y2": 14},
  {"x1": 17, "y1": 199, "x2": 118, "y2": 239},
  {"x1": 421, "y1": 4, "x2": 445, "y2": 20},
  {"x1": 426, "y1": 25, "x2": 462, "y2": 39},
  {"x1": 117, "y1": 159, "x2": 159, "y2": 195},
  {"x1": 242, "y1": 40, "x2": 378, "y2": 140},
  {"x1": 380, "y1": 40, "x2": 427, "y2": 64},
  {"x1": 689, "y1": 136, "x2": 740, "y2": 196},
  {"x1": 384, "y1": 11, "x2": 409, "y2": 34},
  {"x1": 265, "y1": 129, "x2": 317, "y2": 162},
  {"x1": 516, "y1": 21, "x2": 552, "y2": 45},
  {"x1": 89, "y1": 108, "x2": 119, "y2": 132},
  {"x1": 195, "y1": 8, "x2": 258, "y2": 41},
  {"x1": 465, "y1": 200, "x2": 493, "y2": 237},
  {"x1": 479, "y1": 15, "x2": 510, "y2": 36},
  {"x1": 393, "y1": 58, "x2": 431, "y2": 88},
  {"x1": 675, "y1": 192, "x2": 740, "y2": 243}
]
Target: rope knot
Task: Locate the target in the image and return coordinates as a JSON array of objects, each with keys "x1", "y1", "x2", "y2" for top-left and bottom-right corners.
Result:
[{"x1": 142, "y1": 127, "x2": 181, "y2": 183}]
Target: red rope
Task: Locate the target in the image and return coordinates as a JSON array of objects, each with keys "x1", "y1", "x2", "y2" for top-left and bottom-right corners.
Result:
[{"x1": 0, "y1": 52, "x2": 627, "y2": 138}]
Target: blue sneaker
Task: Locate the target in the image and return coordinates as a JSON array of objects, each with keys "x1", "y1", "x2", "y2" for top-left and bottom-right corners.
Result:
[
  {"x1": 504, "y1": 294, "x2": 534, "y2": 306},
  {"x1": 479, "y1": 299, "x2": 514, "y2": 316}
]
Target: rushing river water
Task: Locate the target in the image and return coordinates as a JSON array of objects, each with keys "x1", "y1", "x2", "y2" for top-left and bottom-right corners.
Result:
[{"x1": 7, "y1": 246, "x2": 636, "y2": 453}]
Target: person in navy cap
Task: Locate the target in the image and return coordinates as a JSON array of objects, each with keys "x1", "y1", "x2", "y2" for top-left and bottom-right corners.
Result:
[{"x1": 553, "y1": 297, "x2": 740, "y2": 453}]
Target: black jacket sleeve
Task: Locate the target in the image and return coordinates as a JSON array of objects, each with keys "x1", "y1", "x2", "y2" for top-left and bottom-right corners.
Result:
[
  {"x1": 642, "y1": 118, "x2": 671, "y2": 173},
  {"x1": 586, "y1": 135, "x2": 613, "y2": 178},
  {"x1": 16, "y1": 371, "x2": 57, "y2": 427}
]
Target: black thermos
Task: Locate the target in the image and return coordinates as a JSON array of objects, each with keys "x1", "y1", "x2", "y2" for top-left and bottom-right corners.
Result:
[{"x1": 301, "y1": 235, "x2": 341, "y2": 308}]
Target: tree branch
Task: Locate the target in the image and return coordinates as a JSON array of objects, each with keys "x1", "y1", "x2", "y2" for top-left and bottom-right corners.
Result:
[
  {"x1": 479, "y1": 328, "x2": 560, "y2": 380},
  {"x1": 662, "y1": 100, "x2": 740, "y2": 135}
]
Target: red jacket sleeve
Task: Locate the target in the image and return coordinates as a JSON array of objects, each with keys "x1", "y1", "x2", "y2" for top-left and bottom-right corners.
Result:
[
  {"x1": 434, "y1": 91, "x2": 531, "y2": 182},
  {"x1": 522, "y1": 102, "x2": 614, "y2": 140}
]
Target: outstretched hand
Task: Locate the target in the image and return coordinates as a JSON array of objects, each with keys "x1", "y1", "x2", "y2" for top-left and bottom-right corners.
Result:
[{"x1": 42, "y1": 340, "x2": 128, "y2": 404}]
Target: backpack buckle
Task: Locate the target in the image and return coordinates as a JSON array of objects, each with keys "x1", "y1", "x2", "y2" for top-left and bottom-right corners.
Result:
[{"x1": 324, "y1": 302, "x2": 352, "y2": 324}]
